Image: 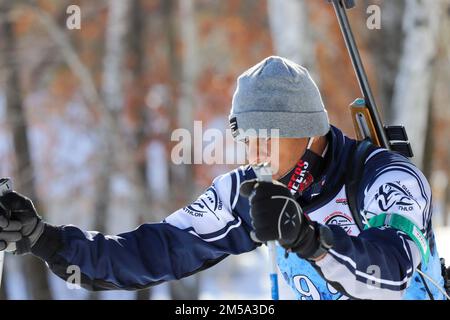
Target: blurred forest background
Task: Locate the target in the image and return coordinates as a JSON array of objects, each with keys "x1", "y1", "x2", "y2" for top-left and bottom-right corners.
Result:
[{"x1": 0, "y1": 0, "x2": 449, "y2": 300}]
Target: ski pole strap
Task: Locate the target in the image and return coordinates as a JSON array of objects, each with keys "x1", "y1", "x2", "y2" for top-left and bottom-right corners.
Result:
[{"x1": 364, "y1": 213, "x2": 430, "y2": 264}]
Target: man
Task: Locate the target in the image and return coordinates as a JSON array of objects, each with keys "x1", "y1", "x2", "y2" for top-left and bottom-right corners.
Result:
[{"x1": 0, "y1": 56, "x2": 446, "y2": 300}]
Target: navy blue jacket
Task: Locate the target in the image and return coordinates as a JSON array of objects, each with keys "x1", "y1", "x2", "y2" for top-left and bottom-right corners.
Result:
[{"x1": 31, "y1": 126, "x2": 445, "y2": 299}]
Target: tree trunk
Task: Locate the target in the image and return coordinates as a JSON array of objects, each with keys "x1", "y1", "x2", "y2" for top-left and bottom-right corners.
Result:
[
  {"x1": 367, "y1": 0, "x2": 406, "y2": 122},
  {"x1": 432, "y1": 0, "x2": 450, "y2": 226},
  {"x1": 391, "y1": 0, "x2": 442, "y2": 168},
  {"x1": 442, "y1": 1, "x2": 450, "y2": 227},
  {"x1": 267, "y1": 0, "x2": 316, "y2": 74},
  {"x1": 422, "y1": 97, "x2": 434, "y2": 180},
  {"x1": 0, "y1": 0, "x2": 52, "y2": 300},
  {"x1": 89, "y1": 0, "x2": 132, "y2": 300},
  {"x1": 128, "y1": 0, "x2": 153, "y2": 300},
  {"x1": 163, "y1": 0, "x2": 200, "y2": 300},
  {"x1": 443, "y1": 168, "x2": 449, "y2": 227},
  {"x1": 33, "y1": 1, "x2": 150, "y2": 299}
]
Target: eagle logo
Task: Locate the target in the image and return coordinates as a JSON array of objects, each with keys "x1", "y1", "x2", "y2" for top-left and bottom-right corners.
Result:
[
  {"x1": 185, "y1": 187, "x2": 222, "y2": 220},
  {"x1": 375, "y1": 182, "x2": 420, "y2": 212}
]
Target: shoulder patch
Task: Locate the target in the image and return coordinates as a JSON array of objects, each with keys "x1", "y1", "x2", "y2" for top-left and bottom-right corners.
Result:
[
  {"x1": 363, "y1": 165, "x2": 431, "y2": 231},
  {"x1": 184, "y1": 187, "x2": 223, "y2": 220},
  {"x1": 165, "y1": 170, "x2": 241, "y2": 236},
  {"x1": 374, "y1": 181, "x2": 422, "y2": 213}
]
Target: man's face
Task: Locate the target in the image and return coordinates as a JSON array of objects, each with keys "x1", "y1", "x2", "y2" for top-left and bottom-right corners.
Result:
[
  {"x1": 245, "y1": 137, "x2": 272, "y2": 165},
  {"x1": 244, "y1": 137, "x2": 308, "y2": 179}
]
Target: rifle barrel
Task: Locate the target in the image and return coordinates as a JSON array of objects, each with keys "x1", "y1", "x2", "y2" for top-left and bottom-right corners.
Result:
[{"x1": 330, "y1": 0, "x2": 390, "y2": 149}]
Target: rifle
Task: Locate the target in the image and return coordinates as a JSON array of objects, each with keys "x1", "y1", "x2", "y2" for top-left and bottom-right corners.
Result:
[{"x1": 328, "y1": 0, "x2": 413, "y2": 158}]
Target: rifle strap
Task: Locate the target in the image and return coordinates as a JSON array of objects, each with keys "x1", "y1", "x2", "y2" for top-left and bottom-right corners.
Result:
[{"x1": 345, "y1": 139, "x2": 373, "y2": 232}]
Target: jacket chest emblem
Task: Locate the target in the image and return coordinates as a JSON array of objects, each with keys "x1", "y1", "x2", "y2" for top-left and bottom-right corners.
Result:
[{"x1": 305, "y1": 188, "x2": 360, "y2": 236}]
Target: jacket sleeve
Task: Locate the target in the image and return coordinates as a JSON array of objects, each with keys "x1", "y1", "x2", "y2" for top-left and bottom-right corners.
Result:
[
  {"x1": 313, "y1": 152, "x2": 431, "y2": 299},
  {"x1": 31, "y1": 170, "x2": 257, "y2": 291}
]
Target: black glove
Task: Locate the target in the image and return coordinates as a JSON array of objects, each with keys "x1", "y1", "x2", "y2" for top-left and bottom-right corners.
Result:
[
  {"x1": 0, "y1": 215, "x2": 22, "y2": 251},
  {"x1": 0, "y1": 191, "x2": 45, "y2": 255},
  {"x1": 240, "y1": 180, "x2": 334, "y2": 260}
]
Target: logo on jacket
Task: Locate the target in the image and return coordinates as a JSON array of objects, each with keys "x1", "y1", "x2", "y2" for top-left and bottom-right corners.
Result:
[
  {"x1": 336, "y1": 198, "x2": 348, "y2": 205},
  {"x1": 184, "y1": 187, "x2": 222, "y2": 220},
  {"x1": 287, "y1": 160, "x2": 314, "y2": 195},
  {"x1": 324, "y1": 212, "x2": 355, "y2": 235},
  {"x1": 375, "y1": 182, "x2": 421, "y2": 212}
]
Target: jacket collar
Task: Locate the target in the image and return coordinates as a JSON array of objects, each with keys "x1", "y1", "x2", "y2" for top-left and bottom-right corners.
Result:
[{"x1": 298, "y1": 125, "x2": 356, "y2": 204}]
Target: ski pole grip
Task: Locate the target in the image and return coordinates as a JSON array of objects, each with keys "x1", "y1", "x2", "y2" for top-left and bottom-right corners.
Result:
[
  {"x1": 0, "y1": 178, "x2": 13, "y2": 201},
  {"x1": 252, "y1": 163, "x2": 272, "y2": 183},
  {"x1": 0, "y1": 178, "x2": 16, "y2": 252}
]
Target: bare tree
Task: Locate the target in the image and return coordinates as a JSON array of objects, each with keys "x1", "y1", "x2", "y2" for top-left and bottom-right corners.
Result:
[
  {"x1": 162, "y1": 0, "x2": 200, "y2": 300},
  {"x1": 391, "y1": 0, "x2": 442, "y2": 168},
  {"x1": 443, "y1": 1, "x2": 450, "y2": 226},
  {"x1": 88, "y1": 0, "x2": 132, "y2": 300},
  {"x1": 127, "y1": 0, "x2": 154, "y2": 300},
  {"x1": 267, "y1": 0, "x2": 317, "y2": 74},
  {"x1": 366, "y1": 0, "x2": 406, "y2": 121},
  {"x1": 431, "y1": 0, "x2": 450, "y2": 225},
  {"x1": 0, "y1": 0, "x2": 52, "y2": 299},
  {"x1": 25, "y1": 1, "x2": 150, "y2": 299}
]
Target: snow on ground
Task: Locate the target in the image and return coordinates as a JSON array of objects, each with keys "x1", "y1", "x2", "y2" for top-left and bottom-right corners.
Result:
[
  {"x1": 435, "y1": 227, "x2": 450, "y2": 263},
  {"x1": 150, "y1": 247, "x2": 295, "y2": 300}
]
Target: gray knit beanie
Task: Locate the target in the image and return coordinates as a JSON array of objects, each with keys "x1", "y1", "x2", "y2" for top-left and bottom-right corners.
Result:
[{"x1": 229, "y1": 56, "x2": 330, "y2": 139}]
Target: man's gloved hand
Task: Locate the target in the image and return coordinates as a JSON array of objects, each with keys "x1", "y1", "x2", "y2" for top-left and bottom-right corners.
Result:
[
  {"x1": 0, "y1": 215, "x2": 22, "y2": 251},
  {"x1": 240, "y1": 180, "x2": 334, "y2": 260},
  {"x1": 0, "y1": 191, "x2": 45, "y2": 255}
]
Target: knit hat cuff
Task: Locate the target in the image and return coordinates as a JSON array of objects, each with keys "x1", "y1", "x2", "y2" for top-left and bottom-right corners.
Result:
[{"x1": 231, "y1": 110, "x2": 330, "y2": 138}]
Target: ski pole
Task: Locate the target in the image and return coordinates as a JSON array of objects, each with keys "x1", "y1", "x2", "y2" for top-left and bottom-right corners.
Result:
[
  {"x1": 252, "y1": 163, "x2": 279, "y2": 300},
  {"x1": 267, "y1": 241, "x2": 279, "y2": 300},
  {"x1": 0, "y1": 178, "x2": 13, "y2": 289}
]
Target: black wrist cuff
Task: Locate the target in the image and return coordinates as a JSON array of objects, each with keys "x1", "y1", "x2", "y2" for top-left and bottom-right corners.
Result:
[
  {"x1": 307, "y1": 224, "x2": 335, "y2": 261},
  {"x1": 30, "y1": 223, "x2": 64, "y2": 262},
  {"x1": 287, "y1": 221, "x2": 319, "y2": 259},
  {"x1": 291, "y1": 222, "x2": 334, "y2": 260}
]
